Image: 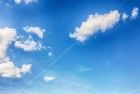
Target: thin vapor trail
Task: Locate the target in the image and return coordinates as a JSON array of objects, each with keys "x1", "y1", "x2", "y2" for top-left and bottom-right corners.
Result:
[
  {"x1": 50, "y1": 42, "x2": 76, "y2": 66},
  {"x1": 118, "y1": 0, "x2": 128, "y2": 9},
  {"x1": 17, "y1": 42, "x2": 76, "y2": 94}
]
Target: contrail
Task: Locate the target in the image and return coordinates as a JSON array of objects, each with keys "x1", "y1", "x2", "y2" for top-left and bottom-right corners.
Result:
[
  {"x1": 17, "y1": 42, "x2": 77, "y2": 94},
  {"x1": 17, "y1": 72, "x2": 43, "y2": 94},
  {"x1": 50, "y1": 42, "x2": 76, "y2": 66},
  {"x1": 118, "y1": 0, "x2": 129, "y2": 9}
]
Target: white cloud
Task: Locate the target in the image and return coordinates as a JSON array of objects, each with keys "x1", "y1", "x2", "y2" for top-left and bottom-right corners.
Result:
[
  {"x1": 23, "y1": 26, "x2": 45, "y2": 39},
  {"x1": 131, "y1": 7, "x2": 139, "y2": 19},
  {"x1": 0, "y1": 27, "x2": 16, "y2": 59},
  {"x1": 0, "y1": 58, "x2": 31, "y2": 78},
  {"x1": 14, "y1": 0, "x2": 37, "y2": 4},
  {"x1": 14, "y1": 0, "x2": 22, "y2": 4},
  {"x1": 69, "y1": 10, "x2": 121, "y2": 42},
  {"x1": 122, "y1": 13, "x2": 128, "y2": 21},
  {"x1": 15, "y1": 35, "x2": 43, "y2": 51},
  {"x1": 48, "y1": 52, "x2": 53, "y2": 56},
  {"x1": 21, "y1": 64, "x2": 32, "y2": 74},
  {"x1": 0, "y1": 27, "x2": 32, "y2": 78},
  {"x1": 44, "y1": 75, "x2": 56, "y2": 82}
]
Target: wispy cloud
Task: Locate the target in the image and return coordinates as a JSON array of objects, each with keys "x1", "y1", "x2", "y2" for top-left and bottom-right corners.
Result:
[
  {"x1": 78, "y1": 65, "x2": 93, "y2": 72},
  {"x1": 44, "y1": 75, "x2": 56, "y2": 83},
  {"x1": 14, "y1": 0, "x2": 37, "y2": 5},
  {"x1": 122, "y1": 13, "x2": 128, "y2": 21},
  {"x1": 23, "y1": 26, "x2": 45, "y2": 39},
  {"x1": 15, "y1": 35, "x2": 43, "y2": 51},
  {"x1": 131, "y1": 7, "x2": 139, "y2": 19},
  {"x1": 15, "y1": 26, "x2": 46, "y2": 52}
]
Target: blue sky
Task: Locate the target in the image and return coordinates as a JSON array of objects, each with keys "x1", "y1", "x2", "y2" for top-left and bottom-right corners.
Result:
[{"x1": 0, "y1": 0, "x2": 140, "y2": 94}]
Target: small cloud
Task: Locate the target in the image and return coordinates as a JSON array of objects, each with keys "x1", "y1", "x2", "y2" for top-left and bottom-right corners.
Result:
[
  {"x1": 131, "y1": 7, "x2": 139, "y2": 19},
  {"x1": 21, "y1": 64, "x2": 32, "y2": 74},
  {"x1": 48, "y1": 52, "x2": 53, "y2": 57},
  {"x1": 122, "y1": 13, "x2": 128, "y2": 21},
  {"x1": 69, "y1": 10, "x2": 121, "y2": 42},
  {"x1": 44, "y1": 75, "x2": 56, "y2": 83},
  {"x1": 14, "y1": 0, "x2": 37, "y2": 5},
  {"x1": 23, "y1": 26, "x2": 45, "y2": 39}
]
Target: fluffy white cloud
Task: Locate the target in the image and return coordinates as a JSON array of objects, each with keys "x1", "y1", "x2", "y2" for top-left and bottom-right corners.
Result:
[
  {"x1": 14, "y1": 0, "x2": 37, "y2": 4},
  {"x1": 23, "y1": 26, "x2": 45, "y2": 39},
  {"x1": 0, "y1": 27, "x2": 16, "y2": 59},
  {"x1": 131, "y1": 7, "x2": 139, "y2": 19},
  {"x1": 0, "y1": 59, "x2": 31, "y2": 78},
  {"x1": 122, "y1": 13, "x2": 128, "y2": 21},
  {"x1": 44, "y1": 75, "x2": 56, "y2": 82},
  {"x1": 69, "y1": 10, "x2": 121, "y2": 42},
  {"x1": 15, "y1": 35, "x2": 43, "y2": 51},
  {"x1": 0, "y1": 27, "x2": 32, "y2": 78}
]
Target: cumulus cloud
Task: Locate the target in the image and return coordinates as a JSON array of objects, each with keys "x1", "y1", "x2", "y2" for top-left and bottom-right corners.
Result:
[
  {"x1": 23, "y1": 26, "x2": 45, "y2": 39},
  {"x1": 0, "y1": 27, "x2": 16, "y2": 59},
  {"x1": 0, "y1": 59, "x2": 31, "y2": 78},
  {"x1": 15, "y1": 35, "x2": 43, "y2": 51},
  {"x1": 0, "y1": 27, "x2": 32, "y2": 78},
  {"x1": 44, "y1": 75, "x2": 56, "y2": 82},
  {"x1": 131, "y1": 7, "x2": 139, "y2": 19},
  {"x1": 14, "y1": 0, "x2": 37, "y2": 4},
  {"x1": 122, "y1": 13, "x2": 128, "y2": 21},
  {"x1": 69, "y1": 10, "x2": 121, "y2": 42}
]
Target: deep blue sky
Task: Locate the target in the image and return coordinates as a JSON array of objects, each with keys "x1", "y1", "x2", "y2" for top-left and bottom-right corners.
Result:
[{"x1": 0, "y1": 0, "x2": 140, "y2": 94}]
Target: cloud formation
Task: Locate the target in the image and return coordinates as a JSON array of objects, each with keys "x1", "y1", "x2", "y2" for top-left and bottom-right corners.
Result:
[
  {"x1": 0, "y1": 27, "x2": 16, "y2": 59},
  {"x1": 0, "y1": 59, "x2": 31, "y2": 78},
  {"x1": 23, "y1": 26, "x2": 44, "y2": 39},
  {"x1": 44, "y1": 75, "x2": 56, "y2": 82},
  {"x1": 0, "y1": 27, "x2": 32, "y2": 78},
  {"x1": 131, "y1": 7, "x2": 139, "y2": 19},
  {"x1": 69, "y1": 10, "x2": 121, "y2": 42},
  {"x1": 15, "y1": 35, "x2": 43, "y2": 51},
  {"x1": 14, "y1": 0, "x2": 37, "y2": 4}
]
